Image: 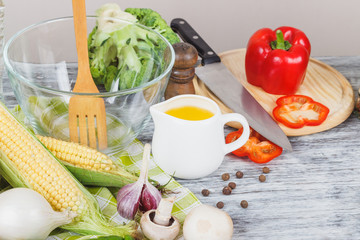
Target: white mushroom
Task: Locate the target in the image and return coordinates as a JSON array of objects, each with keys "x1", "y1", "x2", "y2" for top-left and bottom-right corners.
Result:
[
  {"x1": 183, "y1": 204, "x2": 233, "y2": 240},
  {"x1": 140, "y1": 197, "x2": 180, "y2": 240}
]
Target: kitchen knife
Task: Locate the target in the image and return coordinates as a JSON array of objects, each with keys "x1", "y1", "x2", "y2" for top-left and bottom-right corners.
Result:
[{"x1": 171, "y1": 18, "x2": 292, "y2": 151}]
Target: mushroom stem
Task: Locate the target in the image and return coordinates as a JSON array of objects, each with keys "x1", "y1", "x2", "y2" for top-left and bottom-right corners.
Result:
[
  {"x1": 154, "y1": 197, "x2": 176, "y2": 226},
  {"x1": 140, "y1": 197, "x2": 180, "y2": 240}
]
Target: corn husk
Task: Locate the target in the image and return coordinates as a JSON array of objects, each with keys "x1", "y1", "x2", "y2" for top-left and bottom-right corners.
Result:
[{"x1": 0, "y1": 101, "x2": 136, "y2": 237}]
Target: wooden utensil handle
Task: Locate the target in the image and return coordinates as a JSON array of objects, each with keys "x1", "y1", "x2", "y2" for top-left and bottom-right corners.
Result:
[
  {"x1": 72, "y1": 0, "x2": 89, "y2": 70},
  {"x1": 165, "y1": 42, "x2": 198, "y2": 99},
  {"x1": 171, "y1": 18, "x2": 220, "y2": 65},
  {"x1": 72, "y1": 0, "x2": 97, "y2": 93}
]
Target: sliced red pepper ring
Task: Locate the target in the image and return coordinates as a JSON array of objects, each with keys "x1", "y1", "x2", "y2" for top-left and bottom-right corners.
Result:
[
  {"x1": 272, "y1": 95, "x2": 330, "y2": 129},
  {"x1": 225, "y1": 127, "x2": 283, "y2": 164}
]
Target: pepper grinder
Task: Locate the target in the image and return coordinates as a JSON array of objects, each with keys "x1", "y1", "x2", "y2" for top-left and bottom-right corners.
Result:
[
  {"x1": 165, "y1": 42, "x2": 198, "y2": 100},
  {"x1": 356, "y1": 88, "x2": 360, "y2": 112}
]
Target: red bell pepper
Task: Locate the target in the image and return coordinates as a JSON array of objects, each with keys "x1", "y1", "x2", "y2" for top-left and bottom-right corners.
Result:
[
  {"x1": 245, "y1": 26, "x2": 311, "y2": 95},
  {"x1": 272, "y1": 95, "x2": 330, "y2": 128},
  {"x1": 225, "y1": 127, "x2": 283, "y2": 164}
]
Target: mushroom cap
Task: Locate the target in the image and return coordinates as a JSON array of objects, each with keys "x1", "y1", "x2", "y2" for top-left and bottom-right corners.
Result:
[
  {"x1": 140, "y1": 210, "x2": 180, "y2": 240},
  {"x1": 183, "y1": 204, "x2": 233, "y2": 240}
]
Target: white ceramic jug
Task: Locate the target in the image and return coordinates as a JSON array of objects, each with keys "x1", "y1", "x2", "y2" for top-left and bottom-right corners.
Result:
[{"x1": 150, "y1": 94, "x2": 250, "y2": 179}]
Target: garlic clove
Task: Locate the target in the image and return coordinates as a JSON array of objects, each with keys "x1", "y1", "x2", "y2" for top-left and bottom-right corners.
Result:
[
  {"x1": 139, "y1": 144, "x2": 161, "y2": 212},
  {"x1": 116, "y1": 181, "x2": 143, "y2": 220},
  {"x1": 116, "y1": 144, "x2": 162, "y2": 220},
  {"x1": 140, "y1": 181, "x2": 162, "y2": 212}
]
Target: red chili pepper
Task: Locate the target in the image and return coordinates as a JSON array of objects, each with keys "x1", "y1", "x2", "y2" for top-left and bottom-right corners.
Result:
[
  {"x1": 225, "y1": 127, "x2": 283, "y2": 164},
  {"x1": 272, "y1": 95, "x2": 330, "y2": 129},
  {"x1": 245, "y1": 26, "x2": 311, "y2": 95}
]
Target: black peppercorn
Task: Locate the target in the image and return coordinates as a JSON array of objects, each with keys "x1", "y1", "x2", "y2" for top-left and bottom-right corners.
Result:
[
  {"x1": 259, "y1": 174, "x2": 266, "y2": 182},
  {"x1": 201, "y1": 189, "x2": 210, "y2": 196},
  {"x1": 222, "y1": 173, "x2": 230, "y2": 181},
  {"x1": 240, "y1": 200, "x2": 248, "y2": 208},
  {"x1": 216, "y1": 201, "x2": 224, "y2": 209},
  {"x1": 228, "y1": 182, "x2": 236, "y2": 189},
  {"x1": 236, "y1": 171, "x2": 243, "y2": 178},
  {"x1": 222, "y1": 186, "x2": 232, "y2": 195},
  {"x1": 263, "y1": 167, "x2": 270, "y2": 174}
]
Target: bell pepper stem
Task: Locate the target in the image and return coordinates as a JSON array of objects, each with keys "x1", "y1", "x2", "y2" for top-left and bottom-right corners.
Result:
[{"x1": 270, "y1": 30, "x2": 292, "y2": 51}]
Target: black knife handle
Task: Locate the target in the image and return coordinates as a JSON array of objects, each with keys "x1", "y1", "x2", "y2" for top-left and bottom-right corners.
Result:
[{"x1": 171, "y1": 18, "x2": 221, "y2": 66}]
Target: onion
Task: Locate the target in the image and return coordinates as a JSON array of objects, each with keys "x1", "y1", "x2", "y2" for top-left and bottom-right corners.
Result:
[{"x1": 0, "y1": 188, "x2": 76, "y2": 240}]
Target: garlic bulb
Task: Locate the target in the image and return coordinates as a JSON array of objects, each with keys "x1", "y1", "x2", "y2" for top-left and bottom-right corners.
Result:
[
  {"x1": 117, "y1": 144, "x2": 162, "y2": 220},
  {"x1": 0, "y1": 188, "x2": 76, "y2": 240}
]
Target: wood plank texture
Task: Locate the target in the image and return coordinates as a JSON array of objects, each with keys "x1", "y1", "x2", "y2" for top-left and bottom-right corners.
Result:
[
  {"x1": 2, "y1": 56, "x2": 360, "y2": 240},
  {"x1": 137, "y1": 56, "x2": 360, "y2": 240},
  {"x1": 194, "y1": 49, "x2": 355, "y2": 136}
]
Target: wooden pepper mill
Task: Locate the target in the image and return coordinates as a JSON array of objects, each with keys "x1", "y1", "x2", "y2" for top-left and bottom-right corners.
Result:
[{"x1": 165, "y1": 42, "x2": 198, "y2": 100}]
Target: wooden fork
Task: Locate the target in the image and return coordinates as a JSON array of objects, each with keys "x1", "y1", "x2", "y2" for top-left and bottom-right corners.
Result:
[{"x1": 68, "y1": 0, "x2": 107, "y2": 149}]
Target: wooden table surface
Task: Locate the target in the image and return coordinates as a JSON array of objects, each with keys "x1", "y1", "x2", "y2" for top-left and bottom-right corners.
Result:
[
  {"x1": 2, "y1": 56, "x2": 360, "y2": 239},
  {"x1": 137, "y1": 56, "x2": 360, "y2": 240}
]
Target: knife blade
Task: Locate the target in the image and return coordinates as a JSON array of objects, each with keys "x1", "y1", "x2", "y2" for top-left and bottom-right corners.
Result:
[{"x1": 171, "y1": 18, "x2": 292, "y2": 151}]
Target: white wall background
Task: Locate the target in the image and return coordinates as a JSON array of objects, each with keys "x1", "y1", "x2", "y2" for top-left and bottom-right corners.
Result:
[{"x1": 4, "y1": 0, "x2": 360, "y2": 57}]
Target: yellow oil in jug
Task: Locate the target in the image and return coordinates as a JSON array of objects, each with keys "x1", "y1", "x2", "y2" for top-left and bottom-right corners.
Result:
[{"x1": 165, "y1": 106, "x2": 214, "y2": 121}]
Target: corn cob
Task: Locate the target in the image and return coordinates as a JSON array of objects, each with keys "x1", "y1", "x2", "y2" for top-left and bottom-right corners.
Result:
[
  {"x1": 36, "y1": 135, "x2": 138, "y2": 187},
  {"x1": 0, "y1": 102, "x2": 135, "y2": 236},
  {"x1": 38, "y1": 135, "x2": 115, "y2": 171}
]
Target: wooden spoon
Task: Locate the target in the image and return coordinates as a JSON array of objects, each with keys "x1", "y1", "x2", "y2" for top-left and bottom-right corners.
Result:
[{"x1": 68, "y1": 0, "x2": 107, "y2": 149}]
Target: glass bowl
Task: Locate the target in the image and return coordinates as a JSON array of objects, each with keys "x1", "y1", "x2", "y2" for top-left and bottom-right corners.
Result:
[{"x1": 4, "y1": 16, "x2": 175, "y2": 155}]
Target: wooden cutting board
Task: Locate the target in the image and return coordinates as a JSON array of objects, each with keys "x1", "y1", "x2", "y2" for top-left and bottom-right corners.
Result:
[{"x1": 194, "y1": 48, "x2": 355, "y2": 136}]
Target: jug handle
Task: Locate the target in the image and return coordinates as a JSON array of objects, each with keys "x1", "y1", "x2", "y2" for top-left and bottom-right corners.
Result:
[{"x1": 220, "y1": 113, "x2": 250, "y2": 154}]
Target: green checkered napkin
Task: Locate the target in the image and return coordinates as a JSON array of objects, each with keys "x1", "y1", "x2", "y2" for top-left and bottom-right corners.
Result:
[{"x1": 3, "y1": 97, "x2": 201, "y2": 239}]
